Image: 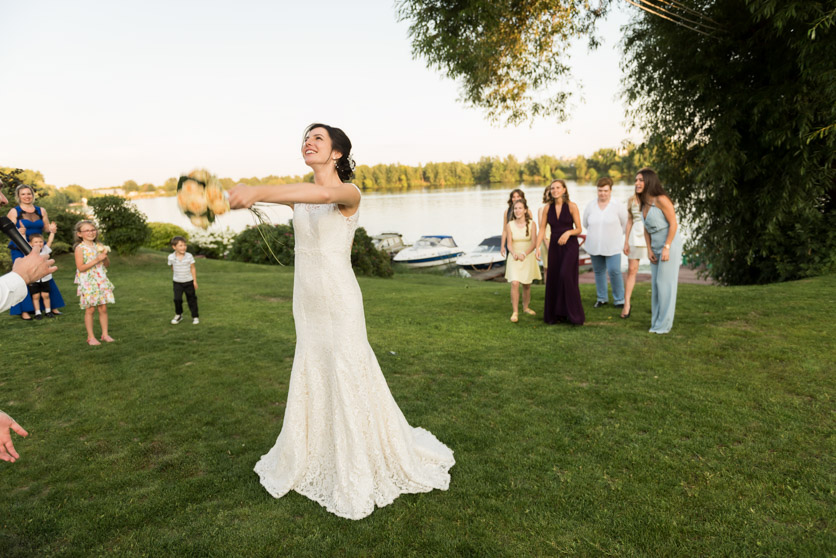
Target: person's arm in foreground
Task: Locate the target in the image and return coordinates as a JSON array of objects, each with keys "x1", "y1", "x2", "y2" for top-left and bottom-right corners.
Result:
[{"x1": 0, "y1": 251, "x2": 57, "y2": 312}]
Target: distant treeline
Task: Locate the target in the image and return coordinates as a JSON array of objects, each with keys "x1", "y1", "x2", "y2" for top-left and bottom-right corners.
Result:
[
  {"x1": 353, "y1": 143, "x2": 651, "y2": 190},
  {"x1": 1, "y1": 143, "x2": 652, "y2": 201}
]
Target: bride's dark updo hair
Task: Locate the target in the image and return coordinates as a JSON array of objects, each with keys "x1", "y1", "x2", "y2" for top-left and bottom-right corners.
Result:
[{"x1": 304, "y1": 122, "x2": 356, "y2": 182}]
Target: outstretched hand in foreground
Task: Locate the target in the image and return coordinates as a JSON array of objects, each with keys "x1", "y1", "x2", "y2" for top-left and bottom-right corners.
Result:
[
  {"x1": 12, "y1": 250, "x2": 56, "y2": 284},
  {"x1": 0, "y1": 411, "x2": 29, "y2": 463}
]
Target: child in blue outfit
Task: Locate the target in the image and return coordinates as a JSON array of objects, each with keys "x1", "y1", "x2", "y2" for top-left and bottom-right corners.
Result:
[{"x1": 167, "y1": 236, "x2": 199, "y2": 325}]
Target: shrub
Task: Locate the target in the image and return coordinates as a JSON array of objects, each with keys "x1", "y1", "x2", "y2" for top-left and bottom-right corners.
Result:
[
  {"x1": 48, "y1": 206, "x2": 87, "y2": 246},
  {"x1": 229, "y1": 224, "x2": 393, "y2": 277},
  {"x1": 88, "y1": 196, "x2": 149, "y2": 255},
  {"x1": 352, "y1": 227, "x2": 393, "y2": 278},
  {"x1": 50, "y1": 241, "x2": 72, "y2": 256},
  {"x1": 0, "y1": 248, "x2": 10, "y2": 273},
  {"x1": 229, "y1": 224, "x2": 295, "y2": 266},
  {"x1": 189, "y1": 228, "x2": 237, "y2": 259},
  {"x1": 147, "y1": 222, "x2": 189, "y2": 251}
]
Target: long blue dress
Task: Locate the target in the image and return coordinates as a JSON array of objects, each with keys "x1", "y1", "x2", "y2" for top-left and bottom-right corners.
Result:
[
  {"x1": 643, "y1": 204, "x2": 682, "y2": 334},
  {"x1": 8, "y1": 206, "x2": 66, "y2": 316}
]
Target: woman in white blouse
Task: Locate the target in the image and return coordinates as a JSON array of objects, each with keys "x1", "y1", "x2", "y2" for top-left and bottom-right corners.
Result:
[{"x1": 582, "y1": 177, "x2": 627, "y2": 308}]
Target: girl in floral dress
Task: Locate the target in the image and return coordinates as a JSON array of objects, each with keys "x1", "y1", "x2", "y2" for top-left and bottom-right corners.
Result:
[{"x1": 73, "y1": 220, "x2": 115, "y2": 345}]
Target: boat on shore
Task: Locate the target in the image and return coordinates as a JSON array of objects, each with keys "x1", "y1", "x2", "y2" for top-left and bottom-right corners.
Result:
[
  {"x1": 456, "y1": 235, "x2": 506, "y2": 280},
  {"x1": 393, "y1": 235, "x2": 464, "y2": 268},
  {"x1": 371, "y1": 232, "x2": 408, "y2": 259},
  {"x1": 486, "y1": 234, "x2": 591, "y2": 282},
  {"x1": 577, "y1": 234, "x2": 592, "y2": 272}
]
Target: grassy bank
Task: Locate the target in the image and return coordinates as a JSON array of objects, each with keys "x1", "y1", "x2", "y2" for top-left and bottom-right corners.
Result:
[{"x1": 1, "y1": 250, "x2": 833, "y2": 557}]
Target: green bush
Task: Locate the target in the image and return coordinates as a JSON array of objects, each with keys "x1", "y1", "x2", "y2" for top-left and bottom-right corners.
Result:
[
  {"x1": 50, "y1": 241, "x2": 72, "y2": 256},
  {"x1": 229, "y1": 224, "x2": 295, "y2": 266},
  {"x1": 229, "y1": 224, "x2": 393, "y2": 277},
  {"x1": 0, "y1": 248, "x2": 10, "y2": 273},
  {"x1": 88, "y1": 195, "x2": 149, "y2": 255},
  {"x1": 352, "y1": 227, "x2": 393, "y2": 278},
  {"x1": 147, "y1": 222, "x2": 189, "y2": 251},
  {"x1": 48, "y1": 206, "x2": 87, "y2": 246}
]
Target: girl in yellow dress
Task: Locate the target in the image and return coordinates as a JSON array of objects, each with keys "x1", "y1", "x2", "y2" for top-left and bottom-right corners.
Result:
[{"x1": 504, "y1": 199, "x2": 541, "y2": 322}]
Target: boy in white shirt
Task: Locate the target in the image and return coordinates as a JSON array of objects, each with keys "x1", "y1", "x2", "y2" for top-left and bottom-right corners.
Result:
[
  {"x1": 167, "y1": 236, "x2": 199, "y2": 325},
  {"x1": 27, "y1": 225, "x2": 57, "y2": 319}
]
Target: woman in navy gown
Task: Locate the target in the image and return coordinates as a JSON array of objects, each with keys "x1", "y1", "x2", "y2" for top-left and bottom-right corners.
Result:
[
  {"x1": 536, "y1": 179, "x2": 585, "y2": 325},
  {"x1": 6, "y1": 184, "x2": 65, "y2": 319}
]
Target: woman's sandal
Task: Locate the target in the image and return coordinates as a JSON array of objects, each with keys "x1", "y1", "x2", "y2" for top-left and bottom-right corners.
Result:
[
  {"x1": 100, "y1": 335, "x2": 115, "y2": 343},
  {"x1": 87, "y1": 338, "x2": 101, "y2": 346},
  {"x1": 510, "y1": 312, "x2": 519, "y2": 323},
  {"x1": 620, "y1": 304, "x2": 631, "y2": 319},
  {"x1": 523, "y1": 307, "x2": 536, "y2": 315}
]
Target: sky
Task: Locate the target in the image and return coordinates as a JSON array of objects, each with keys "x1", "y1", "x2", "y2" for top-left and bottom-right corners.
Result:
[{"x1": 1, "y1": 1, "x2": 638, "y2": 189}]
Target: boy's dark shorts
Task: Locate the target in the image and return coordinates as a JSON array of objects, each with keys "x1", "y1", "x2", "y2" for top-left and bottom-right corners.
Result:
[{"x1": 28, "y1": 282, "x2": 49, "y2": 296}]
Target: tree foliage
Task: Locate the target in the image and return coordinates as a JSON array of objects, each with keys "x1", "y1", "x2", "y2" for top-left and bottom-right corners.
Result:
[
  {"x1": 396, "y1": 0, "x2": 605, "y2": 124},
  {"x1": 88, "y1": 195, "x2": 149, "y2": 255},
  {"x1": 230, "y1": 224, "x2": 393, "y2": 277},
  {"x1": 623, "y1": 0, "x2": 836, "y2": 284},
  {"x1": 0, "y1": 168, "x2": 46, "y2": 202},
  {"x1": 229, "y1": 224, "x2": 296, "y2": 266},
  {"x1": 351, "y1": 227, "x2": 394, "y2": 278},
  {"x1": 48, "y1": 207, "x2": 87, "y2": 246},
  {"x1": 146, "y1": 222, "x2": 189, "y2": 251}
]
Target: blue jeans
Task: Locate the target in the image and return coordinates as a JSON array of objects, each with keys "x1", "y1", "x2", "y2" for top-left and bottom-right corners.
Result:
[{"x1": 590, "y1": 254, "x2": 624, "y2": 304}]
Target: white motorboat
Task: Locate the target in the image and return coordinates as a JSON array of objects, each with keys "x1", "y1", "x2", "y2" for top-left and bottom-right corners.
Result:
[
  {"x1": 456, "y1": 235, "x2": 506, "y2": 280},
  {"x1": 536, "y1": 234, "x2": 593, "y2": 272},
  {"x1": 371, "y1": 232, "x2": 408, "y2": 259},
  {"x1": 393, "y1": 235, "x2": 464, "y2": 268},
  {"x1": 577, "y1": 234, "x2": 592, "y2": 272}
]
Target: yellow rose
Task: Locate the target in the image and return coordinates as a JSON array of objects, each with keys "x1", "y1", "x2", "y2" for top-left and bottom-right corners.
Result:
[
  {"x1": 190, "y1": 215, "x2": 210, "y2": 229},
  {"x1": 177, "y1": 180, "x2": 208, "y2": 214},
  {"x1": 190, "y1": 169, "x2": 210, "y2": 183},
  {"x1": 206, "y1": 186, "x2": 229, "y2": 215},
  {"x1": 187, "y1": 195, "x2": 208, "y2": 215}
]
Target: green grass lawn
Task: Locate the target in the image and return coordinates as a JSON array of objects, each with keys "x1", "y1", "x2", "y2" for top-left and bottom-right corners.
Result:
[{"x1": 1, "y1": 250, "x2": 833, "y2": 557}]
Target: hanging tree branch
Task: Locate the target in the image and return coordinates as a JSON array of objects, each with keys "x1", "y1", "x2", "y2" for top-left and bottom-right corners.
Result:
[
  {"x1": 624, "y1": 0, "x2": 723, "y2": 38},
  {"x1": 662, "y1": 0, "x2": 724, "y2": 29}
]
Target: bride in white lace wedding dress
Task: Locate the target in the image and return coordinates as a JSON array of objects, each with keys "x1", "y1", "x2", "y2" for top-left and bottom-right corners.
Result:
[{"x1": 228, "y1": 124, "x2": 454, "y2": 520}]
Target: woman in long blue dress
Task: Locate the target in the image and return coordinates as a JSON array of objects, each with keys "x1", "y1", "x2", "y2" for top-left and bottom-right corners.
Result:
[
  {"x1": 535, "y1": 179, "x2": 585, "y2": 325},
  {"x1": 637, "y1": 168, "x2": 682, "y2": 334},
  {"x1": 6, "y1": 184, "x2": 65, "y2": 319}
]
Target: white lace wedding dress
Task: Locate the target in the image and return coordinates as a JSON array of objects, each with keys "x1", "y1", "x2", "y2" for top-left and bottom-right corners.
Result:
[{"x1": 254, "y1": 190, "x2": 455, "y2": 520}]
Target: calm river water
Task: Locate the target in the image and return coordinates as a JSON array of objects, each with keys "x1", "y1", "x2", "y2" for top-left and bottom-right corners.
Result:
[{"x1": 132, "y1": 182, "x2": 656, "y2": 270}]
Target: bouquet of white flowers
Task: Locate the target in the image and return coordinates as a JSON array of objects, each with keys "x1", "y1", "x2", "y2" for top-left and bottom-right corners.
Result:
[{"x1": 176, "y1": 169, "x2": 230, "y2": 229}]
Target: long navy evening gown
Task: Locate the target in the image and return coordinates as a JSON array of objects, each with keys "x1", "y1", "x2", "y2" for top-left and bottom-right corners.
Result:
[{"x1": 543, "y1": 202, "x2": 585, "y2": 325}]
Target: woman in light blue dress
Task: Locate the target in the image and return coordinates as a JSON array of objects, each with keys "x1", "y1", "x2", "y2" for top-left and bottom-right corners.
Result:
[{"x1": 637, "y1": 168, "x2": 682, "y2": 334}]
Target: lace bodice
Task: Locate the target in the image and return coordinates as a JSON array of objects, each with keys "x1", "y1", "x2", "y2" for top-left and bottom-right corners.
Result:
[{"x1": 293, "y1": 202, "x2": 359, "y2": 257}]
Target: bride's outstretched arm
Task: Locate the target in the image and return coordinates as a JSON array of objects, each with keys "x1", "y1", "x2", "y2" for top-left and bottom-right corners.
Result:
[{"x1": 228, "y1": 182, "x2": 360, "y2": 209}]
